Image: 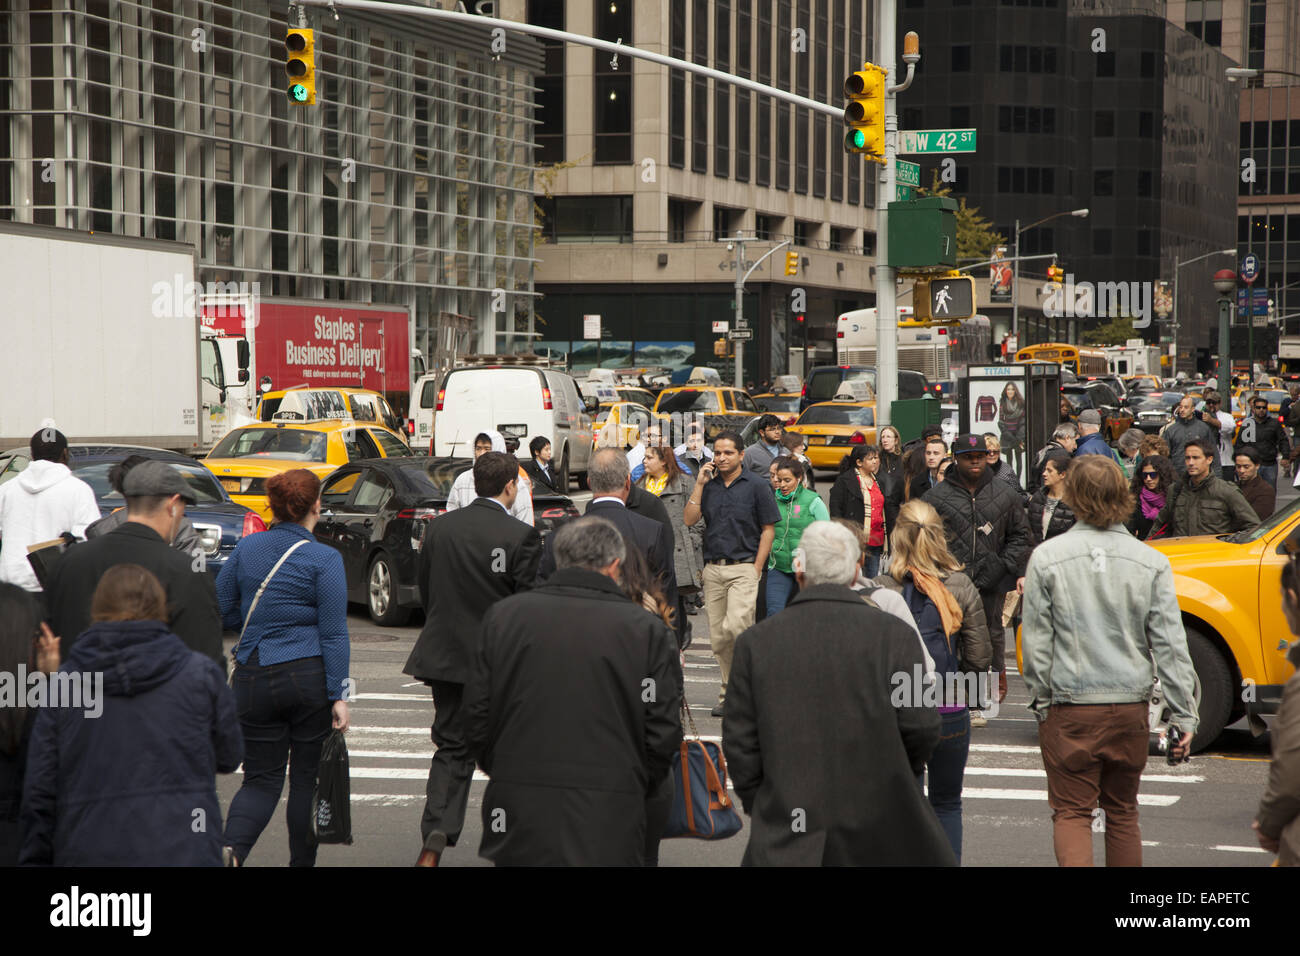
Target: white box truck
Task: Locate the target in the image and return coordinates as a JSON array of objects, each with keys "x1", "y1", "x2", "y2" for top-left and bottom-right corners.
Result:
[
  {"x1": 0, "y1": 222, "x2": 239, "y2": 453},
  {"x1": 1105, "y1": 339, "x2": 1163, "y2": 377}
]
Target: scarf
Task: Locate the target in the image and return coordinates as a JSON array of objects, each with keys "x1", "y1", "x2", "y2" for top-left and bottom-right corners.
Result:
[
  {"x1": 1139, "y1": 486, "x2": 1165, "y2": 520},
  {"x1": 909, "y1": 568, "x2": 963, "y2": 638}
]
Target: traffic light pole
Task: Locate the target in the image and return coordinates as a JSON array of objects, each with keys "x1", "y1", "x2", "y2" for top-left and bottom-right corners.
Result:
[
  {"x1": 730, "y1": 235, "x2": 791, "y2": 388},
  {"x1": 874, "y1": 5, "x2": 900, "y2": 427}
]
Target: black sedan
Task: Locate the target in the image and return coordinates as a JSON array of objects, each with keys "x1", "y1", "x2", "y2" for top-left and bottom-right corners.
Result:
[
  {"x1": 314, "y1": 456, "x2": 581, "y2": 626},
  {"x1": 0, "y1": 443, "x2": 264, "y2": 580}
]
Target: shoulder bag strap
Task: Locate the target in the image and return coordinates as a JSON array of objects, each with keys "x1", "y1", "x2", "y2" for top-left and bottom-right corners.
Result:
[{"x1": 239, "y1": 538, "x2": 309, "y2": 642}]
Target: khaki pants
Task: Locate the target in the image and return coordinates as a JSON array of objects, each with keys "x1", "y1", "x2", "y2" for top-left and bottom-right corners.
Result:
[
  {"x1": 702, "y1": 561, "x2": 760, "y2": 704},
  {"x1": 1038, "y1": 702, "x2": 1148, "y2": 867}
]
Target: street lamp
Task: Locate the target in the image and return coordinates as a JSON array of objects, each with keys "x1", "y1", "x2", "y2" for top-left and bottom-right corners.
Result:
[
  {"x1": 1170, "y1": 248, "x2": 1235, "y2": 378},
  {"x1": 1227, "y1": 67, "x2": 1300, "y2": 83},
  {"x1": 1213, "y1": 268, "x2": 1237, "y2": 388},
  {"x1": 1012, "y1": 208, "x2": 1089, "y2": 340}
]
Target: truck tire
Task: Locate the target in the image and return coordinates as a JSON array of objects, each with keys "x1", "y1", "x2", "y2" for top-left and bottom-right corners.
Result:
[
  {"x1": 1187, "y1": 628, "x2": 1233, "y2": 753},
  {"x1": 367, "y1": 551, "x2": 410, "y2": 627},
  {"x1": 556, "y1": 448, "x2": 570, "y2": 492}
]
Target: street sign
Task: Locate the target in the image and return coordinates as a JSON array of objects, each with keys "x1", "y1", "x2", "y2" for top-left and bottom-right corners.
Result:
[
  {"x1": 895, "y1": 184, "x2": 914, "y2": 201},
  {"x1": 1236, "y1": 287, "x2": 1269, "y2": 316},
  {"x1": 897, "y1": 129, "x2": 977, "y2": 155},
  {"x1": 583, "y1": 314, "x2": 601, "y2": 340},
  {"x1": 711, "y1": 320, "x2": 729, "y2": 332},
  {"x1": 1241, "y1": 253, "x2": 1259, "y2": 285},
  {"x1": 727, "y1": 328, "x2": 753, "y2": 342},
  {"x1": 895, "y1": 159, "x2": 921, "y2": 187}
]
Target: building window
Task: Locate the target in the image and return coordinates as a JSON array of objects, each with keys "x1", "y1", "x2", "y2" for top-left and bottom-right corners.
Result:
[
  {"x1": 736, "y1": 91, "x2": 751, "y2": 183},
  {"x1": 713, "y1": 204, "x2": 736, "y2": 242},
  {"x1": 537, "y1": 195, "x2": 634, "y2": 243},
  {"x1": 670, "y1": 0, "x2": 686, "y2": 168},
  {"x1": 1094, "y1": 111, "x2": 1114, "y2": 137},
  {"x1": 1096, "y1": 52, "x2": 1115, "y2": 77},
  {"x1": 846, "y1": 0, "x2": 861, "y2": 205},
  {"x1": 1094, "y1": 170, "x2": 1114, "y2": 196},
  {"x1": 1140, "y1": 51, "x2": 1156, "y2": 77},
  {"x1": 594, "y1": 1, "x2": 632, "y2": 164},
  {"x1": 952, "y1": 45, "x2": 971, "y2": 72},
  {"x1": 692, "y1": 0, "x2": 708, "y2": 174},
  {"x1": 1186, "y1": 1, "x2": 1223, "y2": 48},
  {"x1": 950, "y1": 106, "x2": 970, "y2": 129},
  {"x1": 715, "y1": 0, "x2": 730, "y2": 178},
  {"x1": 796, "y1": 110, "x2": 810, "y2": 194},
  {"x1": 829, "y1": 227, "x2": 853, "y2": 251},
  {"x1": 777, "y1": 0, "x2": 791, "y2": 190},
  {"x1": 1248, "y1": 0, "x2": 1265, "y2": 70},
  {"x1": 736, "y1": 0, "x2": 751, "y2": 182},
  {"x1": 1136, "y1": 230, "x2": 1152, "y2": 256},
  {"x1": 669, "y1": 198, "x2": 688, "y2": 242},
  {"x1": 813, "y1": 115, "x2": 827, "y2": 199},
  {"x1": 1092, "y1": 228, "x2": 1112, "y2": 256},
  {"x1": 529, "y1": 1, "x2": 566, "y2": 165},
  {"x1": 756, "y1": 0, "x2": 771, "y2": 187},
  {"x1": 830, "y1": 0, "x2": 844, "y2": 202},
  {"x1": 1137, "y1": 170, "x2": 1153, "y2": 196},
  {"x1": 755, "y1": 213, "x2": 776, "y2": 241},
  {"x1": 794, "y1": 220, "x2": 812, "y2": 246},
  {"x1": 1138, "y1": 111, "x2": 1154, "y2": 137}
]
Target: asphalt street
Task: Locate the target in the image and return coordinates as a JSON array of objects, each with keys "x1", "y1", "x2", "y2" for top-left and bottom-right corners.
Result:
[{"x1": 217, "y1": 471, "x2": 1294, "y2": 867}]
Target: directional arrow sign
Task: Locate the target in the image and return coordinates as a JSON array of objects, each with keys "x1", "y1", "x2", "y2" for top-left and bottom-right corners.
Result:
[
  {"x1": 897, "y1": 129, "x2": 977, "y2": 155},
  {"x1": 727, "y1": 328, "x2": 754, "y2": 342}
]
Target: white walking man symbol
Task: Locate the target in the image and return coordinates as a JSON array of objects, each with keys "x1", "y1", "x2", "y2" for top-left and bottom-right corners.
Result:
[{"x1": 934, "y1": 284, "x2": 952, "y2": 314}]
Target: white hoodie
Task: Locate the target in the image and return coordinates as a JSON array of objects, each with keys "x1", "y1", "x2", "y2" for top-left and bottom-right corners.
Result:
[
  {"x1": 444, "y1": 430, "x2": 534, "y2": 525},
  {"x1": 0, "y1": 459, "x2": 101, "y2": 591}
]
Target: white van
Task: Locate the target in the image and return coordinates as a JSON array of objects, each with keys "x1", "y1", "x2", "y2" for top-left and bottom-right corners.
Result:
[
  {"x1": 431, "y1": 365, "x2": 594, "y2": 490},
  {"x1": 409, "y1": 372, "x2": 439, "y2": 449}
]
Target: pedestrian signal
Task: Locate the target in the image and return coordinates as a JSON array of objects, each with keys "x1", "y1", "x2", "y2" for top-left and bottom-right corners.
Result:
[
  {"x1": 286, "y1": 28, "x2": 316, "y2": 104},
  {"x1": 911, "y1": 276, "x2": 975, "y2": 323},
  {"x1": 843, "y1": 64, "x2": 887, "y2": 161}
]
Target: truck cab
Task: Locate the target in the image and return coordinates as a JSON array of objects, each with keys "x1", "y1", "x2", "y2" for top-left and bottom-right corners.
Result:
[{"x1": 199, "y1": 332, "x2": 251, "y2": 452}]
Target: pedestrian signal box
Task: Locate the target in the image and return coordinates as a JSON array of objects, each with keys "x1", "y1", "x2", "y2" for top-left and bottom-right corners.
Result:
[
  {"x1": 914, "y1": 275, "x2": 975, "y2": 323},
  {"x1": 886, "y1": 196, "x2": 958, "y2": 269}
]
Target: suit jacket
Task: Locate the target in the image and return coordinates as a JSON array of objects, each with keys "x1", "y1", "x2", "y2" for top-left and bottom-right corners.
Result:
[
  {"x1": 522, "y1": 458, "x2": 563, "y2": 496},
  {"x1": 722, "y1": 584, "x2": 954, "y2": 866},
  {"x1": 44, "y1": 522, "x2": 224, "y2": 669},
  {"x1": 404, "y1": 497, "x2": 543, "y2": 684},
  {"x1": 463, "y1": 567, "x2": 682, "y2": 865}
]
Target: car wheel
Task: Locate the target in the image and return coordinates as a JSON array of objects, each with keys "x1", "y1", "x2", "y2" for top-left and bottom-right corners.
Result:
[
  {"x1": 1186, "y1": 628, "x2": 1234, "y2": 753},
  {"x1": 367, "y1": 551, "x2": 410, "y2": 627},
  {"x1": 556, "y1": 448, "x2": 571, "y2": 492}
]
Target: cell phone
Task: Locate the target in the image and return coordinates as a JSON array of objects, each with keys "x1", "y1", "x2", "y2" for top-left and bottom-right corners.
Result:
[{"x1": 1165, "y1": 723, "x2": 1188, "y2": 765}]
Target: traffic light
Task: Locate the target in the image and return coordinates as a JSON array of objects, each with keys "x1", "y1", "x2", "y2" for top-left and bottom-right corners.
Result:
[
  {"x1": 1046, "y1": 263, "x2": 1065, "y2": 285},
  {"x1": 714, "y1": 338, "x2": 728, "y2": 357},
  {"x1": 286, "y1": 28, "x2": 316, "y2": 105},
  {"x1": 784, "y1": 251, "x2": 799, "y2": 276},
  {"x1": 795, "y1": 313, "x2": 805, "y2": 324},
  {"x1": 843, "y1": 64, "x2": 887, "y2": 161},
  {"x1": 911, "y1": 276, "x2": 976, "y2": 323}
]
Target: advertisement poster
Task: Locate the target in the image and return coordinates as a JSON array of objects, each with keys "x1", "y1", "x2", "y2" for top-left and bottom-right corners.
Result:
[
  {"x1": 967, "y1": 376, "x2": 1027, "y2": 481},
  {"x1": 990, "y1": 245, "x2": 1013, "y2": 304},
  {"x1": 1153, "y1": 280, "x2": 1172, "y2": 321}
]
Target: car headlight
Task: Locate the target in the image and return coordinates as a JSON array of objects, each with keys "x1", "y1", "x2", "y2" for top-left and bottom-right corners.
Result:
[{"x1": 192, "y1": 523, "x2": 222, "y2": 556}]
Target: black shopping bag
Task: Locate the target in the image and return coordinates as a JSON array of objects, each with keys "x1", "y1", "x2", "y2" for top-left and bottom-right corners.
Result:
[{"x1": 311, "y1": 729, "x2": 353, "y2": 845}]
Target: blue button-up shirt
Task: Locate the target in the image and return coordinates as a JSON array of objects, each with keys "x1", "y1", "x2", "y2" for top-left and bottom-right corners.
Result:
[
  {"x1": 216, "y1": 522, "x2": 350, "y2": 701},
  {"x1": 698, "y1": 470, "x2": 782, "y2": 562}
]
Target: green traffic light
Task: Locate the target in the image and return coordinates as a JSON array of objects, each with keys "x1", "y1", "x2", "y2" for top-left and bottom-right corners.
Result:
[
  {"x1": 844, "y1": 129, "x2": 865, "y2": 151},
  {"x1": 290, "y1": 84, "x2": 308, "y2": 102}
]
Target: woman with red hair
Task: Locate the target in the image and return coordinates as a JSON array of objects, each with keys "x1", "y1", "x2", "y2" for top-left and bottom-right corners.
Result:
[{"x1": 215, "y1": 468, "x2": 351, "y2": 867}]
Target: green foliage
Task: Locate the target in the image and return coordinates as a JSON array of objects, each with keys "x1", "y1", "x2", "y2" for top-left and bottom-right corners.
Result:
[
  {"x1": 919, "y1": 170, "x2": 1006, "y2": 260},
  {"x1": 1080, "y1": 314, "x2": 1140, "y2": 346}
]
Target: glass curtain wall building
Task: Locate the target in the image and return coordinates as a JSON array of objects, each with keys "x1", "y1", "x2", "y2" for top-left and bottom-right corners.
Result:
[{"x1": 0, "y1": 0, "x2": 543, "y2": 360}]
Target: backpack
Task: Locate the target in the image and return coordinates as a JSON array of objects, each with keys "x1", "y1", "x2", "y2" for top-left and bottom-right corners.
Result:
[{"x1": 902, "y1": 581, "x2": 962, "y2": 679}]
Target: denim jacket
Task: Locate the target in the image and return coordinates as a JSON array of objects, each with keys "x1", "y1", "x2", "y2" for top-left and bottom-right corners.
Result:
[{"x1": 1020, "y1": 522, "x2": 1199, "y2": 734}]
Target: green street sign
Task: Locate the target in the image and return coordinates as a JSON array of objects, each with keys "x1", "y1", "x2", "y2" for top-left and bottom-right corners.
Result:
[
  {"x1": 895, "y1": 185, "x2": 914, "y2": 201},
  {"x1": 897, "y1": 129, "x2": 977, "y2": 155},
  {"x1": 895, "y1": 159, "x2": 921, "y2": 188}
]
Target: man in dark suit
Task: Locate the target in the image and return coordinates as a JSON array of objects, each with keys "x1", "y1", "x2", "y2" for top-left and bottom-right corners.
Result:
[
  {"x1": 537, "y1": 448, "x2": 679, "y2": 634},
  {"x1": 464, "y1": 516, "x2": 682, "y2": 865},
  {"x1": 521, "y1": 436, "x2": 563, "y2": 495},
  {"x1": 403, "y1": 451, "x2": 542, "y2": 866}
]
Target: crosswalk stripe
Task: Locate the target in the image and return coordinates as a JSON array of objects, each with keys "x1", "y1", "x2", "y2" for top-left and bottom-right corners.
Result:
[
  {"x1": 964, "y1": 767, "x2": 1202, "y2": 784},
  {"x1": 353, "y1": 693, "x2": 429, "y2": 702},
  {"x1": 1212, "y1": 844, "x2": 1268, "y2": 853},
  {"x1": 962, "y1": 788, "x2": 1179, "y2": 806}
]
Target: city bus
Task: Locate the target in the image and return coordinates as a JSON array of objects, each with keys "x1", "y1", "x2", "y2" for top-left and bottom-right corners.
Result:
[
  {"x1": 836, "y1": 308, "x2": 991, "y2": 388},
  {"x1": 1014, "y1": 342, "x2": 1107, "y2": 375}
]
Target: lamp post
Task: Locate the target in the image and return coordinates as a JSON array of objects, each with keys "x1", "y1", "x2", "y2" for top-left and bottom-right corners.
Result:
[
  {"x1": 1213, "y1": 268, "x2": 1237, "y2": 388},
  {"x1": 1012, "y1": 208, "x2": 1089, "y2": 340},
  {"x1": 1227, "y1": 67, "x2": 1300, "y2": 83},
  {"x1": 1171, "y1": 248, "x2": 1235, "y2": 378}
]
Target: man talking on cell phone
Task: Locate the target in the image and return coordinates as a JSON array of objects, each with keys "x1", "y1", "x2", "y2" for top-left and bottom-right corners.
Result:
[{"x1": 684, "y1": 431, "x2": 779, "y2": 717}]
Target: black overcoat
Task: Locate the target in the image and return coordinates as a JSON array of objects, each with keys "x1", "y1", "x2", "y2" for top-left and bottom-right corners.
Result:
[{"x1": 722, "y1": 584, "x2": 956, "y2": 867}]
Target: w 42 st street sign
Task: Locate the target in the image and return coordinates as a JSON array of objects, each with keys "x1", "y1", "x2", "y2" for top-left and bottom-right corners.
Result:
[{"x1": 897, "y1": 129, "x2": 977, "y2": 155}]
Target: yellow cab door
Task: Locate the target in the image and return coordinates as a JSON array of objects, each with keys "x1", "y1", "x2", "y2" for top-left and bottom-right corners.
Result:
[{"x1": 1259, "y1": 516, "x2": 1300, "y2": 688}]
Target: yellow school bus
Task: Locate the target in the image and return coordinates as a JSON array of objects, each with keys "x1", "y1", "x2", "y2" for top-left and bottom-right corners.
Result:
[{"x1": 1014, "y1": 343, "x2": 1107, "y2": 376}]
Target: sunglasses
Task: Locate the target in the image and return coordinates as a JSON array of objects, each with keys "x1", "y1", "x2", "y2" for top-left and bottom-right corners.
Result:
[{"x1": 1142, "y1": 471, "x2": 1159, "y2": 479}]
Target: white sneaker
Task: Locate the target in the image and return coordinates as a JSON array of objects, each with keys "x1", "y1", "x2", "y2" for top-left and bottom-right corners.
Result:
[{"x1": 969, "y1": 711, "x2": 988, "y2": 728}]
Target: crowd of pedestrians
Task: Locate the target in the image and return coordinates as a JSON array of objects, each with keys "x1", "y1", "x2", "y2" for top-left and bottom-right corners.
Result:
[{"x1": 4, "y1": 371, "x2": 1300, "y2": 871}]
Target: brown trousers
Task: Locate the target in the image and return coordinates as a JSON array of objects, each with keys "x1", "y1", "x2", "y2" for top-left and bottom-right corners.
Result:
[{"x1": 1038, "y1": 702, "x2": 1149, "y2": 867}]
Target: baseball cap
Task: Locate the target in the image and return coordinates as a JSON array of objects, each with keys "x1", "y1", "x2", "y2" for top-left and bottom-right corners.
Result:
[
  {"x1": 121, "y1": 460, "x2": 198, "y2": 503},
  {"x1": 1077, "y1": 409, "x2": 1102, "y2": 425},
  {"x1": 952, "y1": 434, "x2": 987, "y2": 456}
]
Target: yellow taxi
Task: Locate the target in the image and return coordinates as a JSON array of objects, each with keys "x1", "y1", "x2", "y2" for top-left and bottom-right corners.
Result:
[
  {"x1": 255, "y1": 386, "x2": 410, "y2": 447},
  {"x1": 203, "y1": 418, "x2": 414, "y2": 522},
  {"x1": 1230, "y1": 388, "x2": 1287, "y2": 426},
  {"x1": 1017, "y1": 498, "x2": 1300, "y2": 754},
  {"x1": 785, "y1": 398, "x2": 878, "y2": 470},
  {"x1": 653, "y1": 384, "x2": 761, "y2": 440},
  {"x1": 592, "y1": 402, "x2": 661, "y2": 450}
]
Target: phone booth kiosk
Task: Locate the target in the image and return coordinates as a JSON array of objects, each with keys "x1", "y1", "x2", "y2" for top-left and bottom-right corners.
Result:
[{"x1": 957, "y1": 362, "x2": 1061, "y2": 487}]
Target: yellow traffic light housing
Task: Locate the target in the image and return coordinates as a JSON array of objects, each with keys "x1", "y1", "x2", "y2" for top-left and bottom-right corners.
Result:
[
  {"x1": 286, "y1": 28, "x2": 316, "y2": 105},
  {"x1": 784, "y1": 251, "x2": 800, "y2": 276},
  {"x1": 843, "y1": 63, "x2": 887, "y2": 162},
  {"x1": 713, "y1": 338, "x2": 729, "y2": 358},
  {"x1": 1047, "y1": 264, "x2": 1065, "y2": 285}
]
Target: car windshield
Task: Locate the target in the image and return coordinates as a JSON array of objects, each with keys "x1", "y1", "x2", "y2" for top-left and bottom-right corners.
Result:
[
  {"x1": 1262, "y1": 390, "x2": 1287, "y2": 405},
  {"x1": 1062, "y1": 390, "x2": 1091, "y2": 411},
  {"x1": 1225, "y1": 495, "x2": 1300, "y2": 544},
  {"x1": 809, "y1": 369, "x2": 872, "y2": 402},
  {"x1": 401, "y1": 458, "x2": 471, "y2": 497},
  {"x1": 657, "y1": 390, "x2": 720, "y2": 413},
  {"x1": 210, "y1": 427, "x2": 330, "y2": 462},
  {"x1": 757, "y1": 395, "x2": 800, "y2": 413},
  {"x1": 798, "y1": 405, "x2": 875, "y2": 426},
  {"x1": 74, "y1": 460, "x2": 225, "y2": 504}
]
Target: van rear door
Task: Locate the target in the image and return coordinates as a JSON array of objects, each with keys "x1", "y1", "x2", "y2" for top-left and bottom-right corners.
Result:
[{"x1": 435, "y1": 367, "x2": 545, "y2": 456}]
